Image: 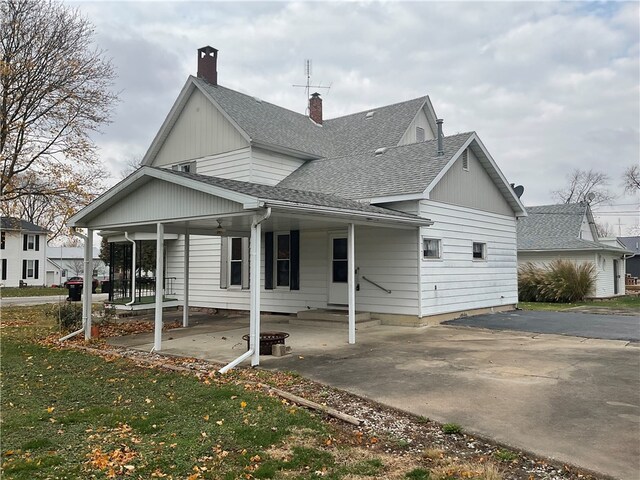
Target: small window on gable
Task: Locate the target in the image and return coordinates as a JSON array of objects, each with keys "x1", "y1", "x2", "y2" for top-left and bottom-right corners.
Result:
[
  {"x1": 423, "y1": 238, "x2": 441, "y2": 259},
  {"x1": 472, "y1": 242, "x2": 486, "y2": 260},
  {"x1": 172, "y1": 162, "x2": 196, "y2": 173},
  {"x1": 462, "y1": 149, "x2": 469, "y2": 171},
  {"x1": 416, "y1": 126, "x2": 425, "y2": 143}
]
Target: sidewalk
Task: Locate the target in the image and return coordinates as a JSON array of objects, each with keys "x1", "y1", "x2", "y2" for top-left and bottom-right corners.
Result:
[{"x1": 2, "y1": 293, "x2": 109, "y2": 307}]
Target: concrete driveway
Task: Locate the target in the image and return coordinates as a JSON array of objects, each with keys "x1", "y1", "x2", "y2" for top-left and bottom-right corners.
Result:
[
  {"x1": 444, "y1": 310, "x2": 640, "y2": 342},
  {"x1": 111, "y1": 315, "x2": 640, "y2": 479}
]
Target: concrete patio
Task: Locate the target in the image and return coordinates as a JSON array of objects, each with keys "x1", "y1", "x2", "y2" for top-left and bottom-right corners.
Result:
[{"x1": 108, "y1": 310, "x2": 640, "y2": 480}]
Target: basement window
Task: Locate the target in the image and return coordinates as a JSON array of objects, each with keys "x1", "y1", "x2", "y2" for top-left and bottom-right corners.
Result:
[
  {"x1": 416, "y1": 126, "x2": 425, "y2": 143},
  {"x1": 462, "y1": 149, "x2": 469, "y2": 171},
  {"x1": 472, "y1": 242, "x2": 486, "y2": 260}
]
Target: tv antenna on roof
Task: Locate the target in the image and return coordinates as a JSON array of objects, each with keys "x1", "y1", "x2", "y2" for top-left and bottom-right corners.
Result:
[{"x1": 292, "y1": 59, "x2": 331, "y2": 114}]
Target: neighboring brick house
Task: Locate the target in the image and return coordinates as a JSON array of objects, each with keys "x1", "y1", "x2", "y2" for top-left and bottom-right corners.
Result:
[{"x1": 0, "y1": 217, "x2": 48, "y2": 287}]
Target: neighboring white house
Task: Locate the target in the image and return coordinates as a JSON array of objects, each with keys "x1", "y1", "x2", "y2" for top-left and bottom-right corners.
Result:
[
  {"x1": 45, "y1": 247, "x2": 107, "y2": 286},
  {"x1": 517, "y1": 203, "x2": 630, "y2": 298},
  {"x1": 68, "y1": 46, "x2": 527, "y2": 357},
  {"x1": 0, "y1": 217, "x2": 48, "y2": 287}
]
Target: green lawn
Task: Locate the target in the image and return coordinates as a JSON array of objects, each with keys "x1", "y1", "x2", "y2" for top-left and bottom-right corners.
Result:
[
  {"x1": 0, "y1": 306, "x2": 410, "y2": 479},
  {"x1": 1, "y1": 287, "x2": 67, "y2": 298},
  {"x1": 519, "y1": 295, "x2": 640, "y2": 311}
]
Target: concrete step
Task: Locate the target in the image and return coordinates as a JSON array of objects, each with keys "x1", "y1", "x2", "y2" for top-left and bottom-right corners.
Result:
[{"x1": 292, "y1": 309, "x2": 380, "y2": 329}]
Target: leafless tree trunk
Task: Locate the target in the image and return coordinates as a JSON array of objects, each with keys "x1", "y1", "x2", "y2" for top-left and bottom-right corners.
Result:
[{"x1": 1, "y1": 0, "x2": 117, "y2": 238}]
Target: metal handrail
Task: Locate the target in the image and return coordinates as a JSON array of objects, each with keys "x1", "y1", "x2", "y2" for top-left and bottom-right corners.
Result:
[{"x1": 362, "y1": 275, "x2": 391, "y2": 294}]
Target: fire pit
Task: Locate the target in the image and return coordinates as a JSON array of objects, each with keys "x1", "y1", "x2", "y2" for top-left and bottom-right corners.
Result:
[{"x1": 242, "y1": 331, "x2": 290, "y2": 355}]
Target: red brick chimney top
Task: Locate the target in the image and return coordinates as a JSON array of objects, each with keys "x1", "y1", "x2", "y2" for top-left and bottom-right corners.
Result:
[
  {"x1": 309, "y1": 92, "x2": 322, "y2": 125},
  {"x1": 197, "y1": 46, "x2": 218, "y2": 85}
]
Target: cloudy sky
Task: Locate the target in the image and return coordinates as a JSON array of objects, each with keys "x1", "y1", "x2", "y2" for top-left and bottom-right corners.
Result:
[{"x1": 76, "y1": 0, "x2": 639, "y2": 234}]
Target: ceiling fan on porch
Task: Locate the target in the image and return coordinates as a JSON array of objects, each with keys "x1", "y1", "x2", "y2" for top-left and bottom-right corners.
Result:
[{"x1": 216, "y1": 220, "x2": 226, "y2": 235}]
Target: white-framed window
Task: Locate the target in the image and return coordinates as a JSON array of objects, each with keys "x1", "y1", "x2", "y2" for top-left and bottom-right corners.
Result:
[
  {"x1": 276, "y1": 233, "x2": 291, "y2": 287},
  {"x1": 172, "y1": 161, "x2": 196, "y2": 173},
  {"x1": 422, "y1": 238, "x2": 441, "y2": 259},
  {"x1": 462, "y1": 149, "x2": 469, "y2": 171},
  {"x1": 27, "y1": 234, "x2": 35, "y2": 250},
  {"x1": 229, "y1": 237, "x2": 243, "y2": 286},
  {"x1": 27, "y1": 259, "x2": 35, "y2": 278},
  {"x1": 61, "y1": 269, "x2": 68, "y2": 277},
  {"x1": 472, "y1": 242, "x2": 486, "y2": 260},
  {"x1": 416, "y1": 126, "x2": 425, "y2": 143}
]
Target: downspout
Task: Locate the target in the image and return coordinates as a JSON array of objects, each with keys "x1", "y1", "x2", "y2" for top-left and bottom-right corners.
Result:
[
  {"x1": 124, "y1": 232, "x2": 136, "y2": 306},
  {"x1": 219, "y1": 207, "x2": 271, "y2": 374},
  {"x1": 59, "y1": 227, "x2": 89, "y2": 342}
]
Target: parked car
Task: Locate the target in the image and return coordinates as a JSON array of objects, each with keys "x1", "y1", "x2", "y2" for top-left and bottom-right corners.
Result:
[{"x1": 64, "y1": 276, "x2": 99, "y2": 292}]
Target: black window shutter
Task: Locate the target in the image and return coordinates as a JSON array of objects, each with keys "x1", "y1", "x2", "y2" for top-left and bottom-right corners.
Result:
[
  {"x1": 35, "y1": 235, "x2": 40, "y2": 251},
  {"x1": 290, "y1": 230, "x2": 300, "y2": 290},
  {"x1": 23, "y1": 234, "x2": 28, "y2": 251},
  {"x1": 2, "y1": 259, "x2": 6, "y2": 280},
  {"x1": 22, "y1": 260, "x2": 27, "y2": 279},
  {"x1": 34, "y1": 260, "x2": 39, "y2": 279},
  {"x1": 264, "y1": 232, "x2": 273, "y2": 290}
]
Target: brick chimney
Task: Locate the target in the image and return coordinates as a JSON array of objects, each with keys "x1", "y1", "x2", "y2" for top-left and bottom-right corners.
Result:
[
  {"x1": 309, "y1": 92, "x2": 322, "y2": 125},
  {"x1": 197, "y1": 46, "x2": 218, "y2": 85}
]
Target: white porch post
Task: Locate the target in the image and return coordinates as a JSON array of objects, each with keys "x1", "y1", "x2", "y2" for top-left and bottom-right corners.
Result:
[
  {"x1": 348, "y1": 223, "x2": 356, "y2": 344},
  {"x1": 250, "y1": 220, "x2": 262, "y2": 366},
  {"x1": 183, "y1": 228, "x2": 190, "y2": 328},
  {"x1": 154, "y1": 222, "x2": 164, "y2": 351},
  {"x1": 83, "y1": 229, "x2": 94, "y2": 340}
]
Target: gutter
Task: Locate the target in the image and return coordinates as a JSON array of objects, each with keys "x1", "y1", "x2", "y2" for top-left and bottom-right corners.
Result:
[
  {"x1": 219, "y1": 207, "x2": 272, "y2": 374},
  {"x1": 264, "y1": 201, "x2": 432, "y2": 227},
  {"x1": 58, "y1": 228, "x2": 89, "y2": 342}
]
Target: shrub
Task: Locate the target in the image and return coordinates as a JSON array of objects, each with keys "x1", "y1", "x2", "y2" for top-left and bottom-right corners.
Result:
[
  {"x1": 518, "y1": 260, "x2": 596, "y2": 303},
  {"x1": 442, "y1": 423, "x2": 462, "y2": 434},
  {"x1": 44, "y1": 302, "x2": 83, "y2": 331}
]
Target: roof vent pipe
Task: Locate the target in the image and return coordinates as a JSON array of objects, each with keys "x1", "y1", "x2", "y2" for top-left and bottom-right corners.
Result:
[{"x1": 436, "y1": 119, "x2": 444, "y2": 156}]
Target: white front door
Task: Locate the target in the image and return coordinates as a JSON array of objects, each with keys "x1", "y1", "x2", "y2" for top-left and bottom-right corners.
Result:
[{"x1": 328, "y1": 235, "x2": 348, "y2": 305}]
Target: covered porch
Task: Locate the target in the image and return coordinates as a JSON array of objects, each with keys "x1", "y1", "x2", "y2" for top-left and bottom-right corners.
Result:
[{"x1": 67, "y1": 166, "x2": 431, "y2": 371}]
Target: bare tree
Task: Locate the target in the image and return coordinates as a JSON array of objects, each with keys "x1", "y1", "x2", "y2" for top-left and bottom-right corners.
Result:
[
  {"x1": 622, "y1": 165, "x2": 640, "y2": 195},
  {"x1": 119, "y1": 156, "x2": 143, "y2": 179},
  {"x1": 595, "y1": 221, "x2": 615, "y2": 238},
  {"x1": 1, "y1": 0, "x2": 117, "y2": 233},
  {"x1": 551, "y1": 169, "x2": 615, "y2": 206}
]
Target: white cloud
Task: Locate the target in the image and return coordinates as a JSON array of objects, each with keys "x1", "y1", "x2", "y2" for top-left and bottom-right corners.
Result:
[{"x1": 77, "y1": 1, "x2": 639, "y2": 229}]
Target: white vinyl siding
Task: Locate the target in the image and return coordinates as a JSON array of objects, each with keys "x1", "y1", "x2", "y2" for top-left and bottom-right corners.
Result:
[
  {"x1": 398, "y1": 107, "x2": 435, "y2": 145},
  {"x1": 419, "y1": 200, "x2": 518, "y2": 316},
  {"x1": 152, "y1": 88, "x2": 248, "y2": 166},
  {"x1": 165, "y1": 227, "x2": 420, "y2": 316},
  {"x1": 197, "y1": 148, "x2": 252, "y2": 181},
  {"x1": 430, "y1": 148, "x2": 513, "y2": 216},
  {"x1": 518, "y1": 251, "x2": 625, "y2": 298},
  {"x1": 87, "y1": 178, "x2": 245, "y2": 228},
  {"x1": 251, "y1": 148, "x2": 305, "y2": 185},
  {"x1": 0, "y1": 231, "x2": 46, "y2": 287}
]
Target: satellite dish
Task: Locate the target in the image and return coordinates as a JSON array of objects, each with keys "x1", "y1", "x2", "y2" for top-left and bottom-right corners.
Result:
[
  {"x1": 513, "y1": 185, "x2": 525, "y2": 199},
  {"x1": 586, "y1": 192, "x2": 596, "y2": 203}
]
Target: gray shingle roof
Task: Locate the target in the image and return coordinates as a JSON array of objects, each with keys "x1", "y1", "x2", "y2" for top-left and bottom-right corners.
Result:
[
  {"x1": 277, "y1": 132, "x2": 473, "y2": 199},
  {"x1": 155, "y1": 167, "x2": 426, "y2": 221},
  {"x1": 618, "y1": 236, "x2": 640, "y2": 256},
  {"x1": 517, "y1": 203, "x2": 625, "y2": 252},
  {"x1": 194, "y1": 76, "x2": 428, "y2": 158},
  {"x1": 1, "y1": 216, "x2": 49, "y2": 233}
]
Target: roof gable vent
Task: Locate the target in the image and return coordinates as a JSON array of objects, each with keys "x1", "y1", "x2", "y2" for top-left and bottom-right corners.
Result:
[
  {"x1": 462, "y1": 149, "x2": 469, "y2": 171},
  {"x1": 365, "y1": 111, "x2": 375, "y2": 119},
  {"x1": 374, "y1": 147, "x2": 387, "y2": 156}
]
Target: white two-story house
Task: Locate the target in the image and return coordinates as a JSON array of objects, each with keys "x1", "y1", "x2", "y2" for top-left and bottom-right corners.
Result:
[
  {"x1": 68, "y1": 46, "x2": 526, "y2": 362},
  {"x1": 1, "y1": 217, "x2": 48, "y2": 287}
]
